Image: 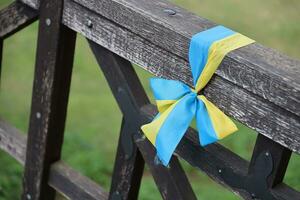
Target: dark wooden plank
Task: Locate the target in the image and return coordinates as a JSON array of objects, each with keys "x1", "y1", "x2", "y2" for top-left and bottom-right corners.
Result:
[
  {"x1": 22, "y1": 0, "x2": 77, "y2": 199},
  {"x1": 249, "y1": 134, "x2": 291, "y2": 187},
  {"x1": 20, "y1": 0, "x2": 39, "y2": 10},
  {"x1": 61, "y1": 0, "x2": 300, "y2": 154},
  {"x1": 216, "y1": 134, "x2": 292, "y2": 199},
  {"x1": 88, "y1": 40, "x2": 149, "y2": 117},
  {"x1": 21, "y1": 0, "x2": 300, "y2": 116},
  {"x1": 89, "y1": 41, "x2": 147, "y2": 200},
  {"x1": 73, "y1": 0, "x2": 300, "y2": 118},
  {"x1": 272, "y1": 183, "x2": 300, "y2": 200},
  {"x1": 108, "y1": 118, "x2": 144, "y2": 200},
  {"x1": 49, "y1": 161, "x2": 108, "y2": 200},
  {"x1": 0, "y1": 1, "x2": 38, "y2": 39},
  {"x1": 0, "y1": 118, "x2": 26, "y2": 164},
  {"x1": 135, "y1": 133, "x2": 197, "y2": 200}
]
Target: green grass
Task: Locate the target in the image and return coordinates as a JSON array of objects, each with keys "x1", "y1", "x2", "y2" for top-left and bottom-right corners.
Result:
[{"x1": 0, "y1": 0, "x2": 299, "y2": 199}]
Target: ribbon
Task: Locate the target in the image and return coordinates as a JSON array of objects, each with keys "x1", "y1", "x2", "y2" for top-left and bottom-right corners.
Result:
[{"x1": 141, "y1": 25, "x2": 255, "y2": 166}]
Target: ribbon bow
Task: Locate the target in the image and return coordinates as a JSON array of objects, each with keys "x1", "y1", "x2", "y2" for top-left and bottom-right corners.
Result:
[{"x1": 141, "y1": 26, "x2": 254, "y2": 166}]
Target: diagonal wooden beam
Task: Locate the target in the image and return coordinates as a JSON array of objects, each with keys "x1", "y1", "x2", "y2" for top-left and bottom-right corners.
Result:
[
  {"x1": 89, "y1": 40, "x2": 147, "y2": 200},
  {"x1": 0, "y1": 1, "x2": 38, "y2": 39},
  {"x1": 108, "y1": 117, "x2": 145, "y2": 200}
]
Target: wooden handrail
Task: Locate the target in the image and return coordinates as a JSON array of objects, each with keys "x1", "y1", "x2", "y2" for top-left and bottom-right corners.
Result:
[{"x1": 16, "y1": 0, "x2": 300, "y2": 154}]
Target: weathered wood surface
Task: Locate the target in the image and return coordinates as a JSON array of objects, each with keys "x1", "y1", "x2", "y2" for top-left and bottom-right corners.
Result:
[
  {"x1": 68, "y1": 0, "x2": 300, "y2": 117},
  {"x1": 249, "y1": 135, "x2": 291, "y2": 188},
  {"x1": 0, "y1": 1, "x2": 37, "y2": 39},
  {"x1": 107, "y1": 118, "x2": 144, "y2": 200},
  {"x1": 0, "y1": 119, "x2": 108, "y2": 200},
  {"x1": 49, "y1": 161, "x2": 108, "y2": 200},
  {"x1": 18, "y1": 0, "x2": 300, "y2": 154},
  {"x1": 0, "y1": 118, "x2": 26, "y2": 164},
  {"x1": 20, "y1": 0, "x2": 39, "y2": 10},
  {"x1": 22, "y1": 0, "x2": 77, "y2": 199},
  {"x1": 19, "y1": 0, "x2": 300, "y2": 116}
]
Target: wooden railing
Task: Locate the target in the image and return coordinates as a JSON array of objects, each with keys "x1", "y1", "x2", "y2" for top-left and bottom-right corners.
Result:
[{"x1": 0, "y1": 0, "x2": 299, "y2": 199}]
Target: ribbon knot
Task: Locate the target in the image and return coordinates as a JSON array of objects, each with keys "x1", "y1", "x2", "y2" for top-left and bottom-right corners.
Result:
[{"x1": 141, "y1": 26, "x2": 255, "y2": 166}]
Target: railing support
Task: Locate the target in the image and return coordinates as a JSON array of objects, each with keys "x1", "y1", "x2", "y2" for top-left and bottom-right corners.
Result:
[{"x1": 22, "y1": 0, "x2": 77, "y2": 199}]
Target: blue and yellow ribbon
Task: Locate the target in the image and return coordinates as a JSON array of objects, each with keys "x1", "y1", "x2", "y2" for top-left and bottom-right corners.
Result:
[{"x1": 141, "y1": 25, "x2": 255, "y2": 166}]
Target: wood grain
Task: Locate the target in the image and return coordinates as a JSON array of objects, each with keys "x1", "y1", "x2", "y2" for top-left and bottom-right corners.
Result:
[
  {"x1": 49, "y1": 161, "x2": 108, "y2": 200},
  {"x1": 89, "y1": 42, "x2": 147, "y2": 200},
  {"x1": 0, "y1": 118, "x2": 26, "y2": 164},
  {"x1": 20, "y1": 0, "x2": 300, "y2": 117}
]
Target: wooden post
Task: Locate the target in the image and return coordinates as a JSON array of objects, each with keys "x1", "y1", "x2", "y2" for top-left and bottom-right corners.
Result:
[
  {"x1": 21, "y1": 0, "x2": 76, "y2": 199},
  {"x1": 249, "y1": 134, "x2": 292, "y2": 187}
]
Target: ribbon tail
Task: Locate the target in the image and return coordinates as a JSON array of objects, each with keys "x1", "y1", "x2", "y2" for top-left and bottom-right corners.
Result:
[
  {"x1": 142, "y1": 93, "x2": 197, "y2": 166},
  {"x1": 198, "y1": 96, "x2": 238, "y2": 142},
  {"x1": 196, "y1": 98, "x2": 219, "y2": 146},
  {"x1": 141, "y1": 105, "x2": 176, "y2": 146}
]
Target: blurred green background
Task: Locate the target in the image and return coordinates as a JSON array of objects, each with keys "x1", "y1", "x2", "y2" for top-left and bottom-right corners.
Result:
[{"x1": 0, "y1": 0, "x2": 299, "y2": 199}]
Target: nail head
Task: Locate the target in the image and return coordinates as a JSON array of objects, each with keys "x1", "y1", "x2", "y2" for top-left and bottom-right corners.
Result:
[
  {"x1": 45, "y1": 18, "x2": 51, "y2": 26},
  {"x1": 86, "y1": 19, "x2": 93, "y2": 28},
  {"x1": 163, "y1": 9, "x2": 176, "y2": 16},
  {"x1": 265, "y1": 152, "x2": 270, "y2": 156},
  {"x1": 26, "y1": 194, "x2": 31, "y2": 200},
  {"x1": 36, "y1": 112, "x2": 41, "y2": 119}
]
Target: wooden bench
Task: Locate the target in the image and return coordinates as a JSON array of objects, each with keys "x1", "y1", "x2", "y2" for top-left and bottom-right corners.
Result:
[{"x1": 0, "y1": 0, "x2": 299, "y2": 199}]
